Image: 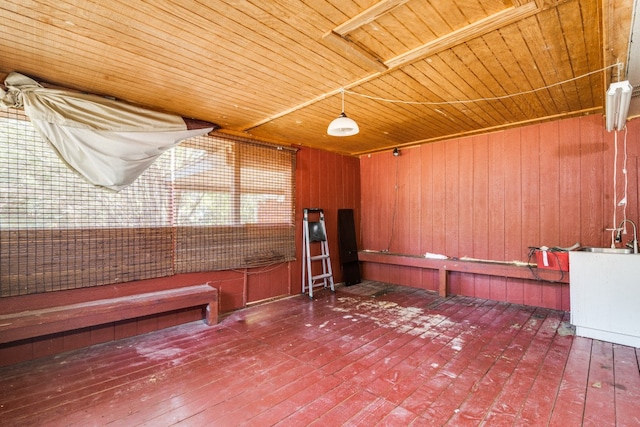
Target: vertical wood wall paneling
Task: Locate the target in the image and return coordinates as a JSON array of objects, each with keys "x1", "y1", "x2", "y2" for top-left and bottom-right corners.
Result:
[
  {"x1": 294, "y1": 147, "x2": 309, "y2": 295},
  {"x1": 503, "y1": 127, "x2": 524, "y2": 278},
  {"x1": 380, "y1": 152, "x2": 393, "y2": 253},
  {"x1": 324, "y1": 148, "x2": 339, "y2": 285},
  {"x1": 518, "y1": 124, "x2": 541, "y2": 307},
  {"x1": 358, "y1": 115, "x2": 637, "y2": 310},
  {"x1": 432, "y1": 142, "x2": 453, "y2": 292},
  {"x1": 362, "y1": 153, "x2": 375, "y2": 251},
  {"x1": 210, "y1": 271, "x2": 245, "y2": 311},
  {"x1": 137, "y1": 313, "x2": 160, "y2": 335},
  {"x1": 401, "y1": 147, "x2": 420, "y2": 286},
  {"x1": 457, "y1": 136, "x2": 475, "y2": 296},
  {"x1": 507, "y1": 125, "x2": 532, "y2": 305},
  {"x1": 538, "y1": 121, "x2": 563, "y2": 308},
  {"x1": 114, "y1": 319, "x2": 136, "y2": 341},
  {"x1": 488, "y1": 130, "x2": 507, "y2": 302},
  {"x1": 377, "y1": 150, "x2": 394, "y2": 283},
  {"x1": 419, "y1": 143, "x2": 437, "y2": 291},
  {"x1": 389, "y1": 149, "x2": 400, "y2": 282},
  {"x1": 539, "y1": 121, "x2": 561, "y2": 244},
  {"x1": 359, "y1": 154, "x2": 375, "y2": 280},
  {"x1": 431, "y1": 142, "x2": 448, "y2": 256},
  {"x1": 294, "y1": 146, "x2": 361, "y2": 294},
  {"x1": 360, "y1": 154, "x2": 373, "y2": 249},
  {"x1": 558, "y1": 118, "x2": 582, "y2": 245},
  {"x1": 580, "y1": 117, "x2": 606, "y2": 245},
  {"x1": 520, "y1": 124, "x2": 542, "y2": 307},
  {"x1": 33, "y1": 333, "x2": 64, "y2": 361},
  {"x1": 445, "y1": 139, "x2": 461, "y2": 294},
  {"x1": 348, "y1": 155, "x2": 362, "y2": 248},
  {"x1": 472, "y1": 134, "x2": 490, "y2": 300},
  {"x1": 556, "y1": 119, "x2": 582, "y2": 310},
  {"x1": 247, "y1": 263, "x2": 289, "y2": 304},
  {"x1": 0, "y1": 340, "x2": 32, "y2": 366}
]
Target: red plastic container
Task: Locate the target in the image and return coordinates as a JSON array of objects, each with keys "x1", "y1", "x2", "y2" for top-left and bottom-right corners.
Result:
[{"x1": 535, "y1": 250, "x2": 569, "y2": 272}]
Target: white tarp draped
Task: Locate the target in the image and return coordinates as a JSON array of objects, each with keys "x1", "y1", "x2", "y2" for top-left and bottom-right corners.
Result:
[{"x1": 0, "y1": 72, "x2": 215, "y2": 190}]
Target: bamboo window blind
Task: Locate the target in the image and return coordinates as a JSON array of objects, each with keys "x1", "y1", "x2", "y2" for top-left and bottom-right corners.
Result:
[{"x1": 0, "y1": 110, "x2": 296, "y2": 297}]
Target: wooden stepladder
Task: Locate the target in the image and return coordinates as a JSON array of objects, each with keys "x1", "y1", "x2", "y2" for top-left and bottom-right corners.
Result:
[{"x1": 302, "y1": 208, "x2": 335, "y2": 298}]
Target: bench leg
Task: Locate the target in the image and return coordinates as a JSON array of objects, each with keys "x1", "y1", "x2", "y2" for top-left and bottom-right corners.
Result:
[
  {"x1": 205, "y1": 300, "x2": 219, "y2": 325},
  {"x1": 438, "y1": 268, "x2": 448, "y2": 298}
]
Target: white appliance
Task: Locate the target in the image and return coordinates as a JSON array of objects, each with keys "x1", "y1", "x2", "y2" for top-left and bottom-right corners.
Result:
[{"x1": 570, "y1": 251, "x2": 640, "y2": 347}]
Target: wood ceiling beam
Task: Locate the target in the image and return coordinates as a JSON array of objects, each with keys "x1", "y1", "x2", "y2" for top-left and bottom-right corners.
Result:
[
  {"x1": 244, "y1": 1, "x2": 541, "y2": 132},
  {"x1": 384, "y1": 2, "x2": 539, "y2": 69},
  {"x1": 333, "y1": 0, "x2": 410, "y2": 36},
  {"x1": 321, "y1": 31, "x2": 388, "y2": 73},
  {"x1": 321, "y1": 0, "x2": 409, "y2": 73}
]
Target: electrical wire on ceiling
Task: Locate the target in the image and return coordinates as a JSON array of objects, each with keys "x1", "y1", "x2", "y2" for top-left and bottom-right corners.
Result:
[{"x1": 345, "y1": 63, "x2": 623, "y2": 106}]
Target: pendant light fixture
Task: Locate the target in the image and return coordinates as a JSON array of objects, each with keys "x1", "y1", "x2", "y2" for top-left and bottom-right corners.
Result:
[{"x1": 327, "y1": 88, "x2": 359, "y2": 136}]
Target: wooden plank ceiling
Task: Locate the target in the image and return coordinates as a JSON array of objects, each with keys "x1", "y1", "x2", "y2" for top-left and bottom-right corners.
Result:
[{"x1": 0, "y1": 0, "x2": 635, "y2": 156}]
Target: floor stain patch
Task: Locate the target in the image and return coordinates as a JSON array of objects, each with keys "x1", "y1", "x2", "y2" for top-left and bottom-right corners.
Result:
[
  {"x1": 334, "y1": 296, "x2": 449, "y2": 338},
  {"x1": 557, "y1": 322, "x2": 576, "y2": 336}
]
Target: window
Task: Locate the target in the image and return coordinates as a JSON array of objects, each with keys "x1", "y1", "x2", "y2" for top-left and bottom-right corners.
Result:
[{"x1": 0, "y1": 110, "x2": 296, "y2": 296}]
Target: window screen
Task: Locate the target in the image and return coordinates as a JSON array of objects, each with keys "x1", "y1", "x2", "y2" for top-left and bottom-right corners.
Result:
[{"x1": 0, "y1": 110, "x2": 296, "y2": 297}]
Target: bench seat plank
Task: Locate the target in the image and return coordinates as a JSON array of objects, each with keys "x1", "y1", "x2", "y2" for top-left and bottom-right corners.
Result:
[{"x1": 0, "y1": 284, "x2": 218, "y2": 344}]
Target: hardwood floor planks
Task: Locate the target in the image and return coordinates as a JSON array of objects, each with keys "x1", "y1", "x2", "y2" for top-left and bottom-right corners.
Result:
[
  {"x1": 446, "y1": 307, "x2": 547, "y2": 426},
  {"x1": 582, "y1": 340, "x2": 617, "y2": 425},
  {"x1": 612, "y1": 345, "x2": 640, "y2": 426},
  {"x1": 547, "y1": 336, "x2": 592, "y2": 426},
  {"x1": 0, "y1": 281, "x2": 638, "y2": 426}
]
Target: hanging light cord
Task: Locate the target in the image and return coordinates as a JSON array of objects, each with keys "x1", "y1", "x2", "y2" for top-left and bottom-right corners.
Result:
[{"x1": 345, "y1": 63, "x2": 623, "y2": 105}]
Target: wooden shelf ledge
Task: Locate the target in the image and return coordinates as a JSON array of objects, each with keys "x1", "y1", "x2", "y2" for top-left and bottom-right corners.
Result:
[{"x1": 358, "y1": 250, "x2": 570, "y2": 297}]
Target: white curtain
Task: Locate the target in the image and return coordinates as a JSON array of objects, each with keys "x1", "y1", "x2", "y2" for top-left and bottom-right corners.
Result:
[{"x1": 1, "y1": 72, "x2": 215, "y2": 190}]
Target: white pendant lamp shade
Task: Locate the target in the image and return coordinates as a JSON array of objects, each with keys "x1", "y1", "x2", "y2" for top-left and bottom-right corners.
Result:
[
  {"x1": 327, "y1": 112, "x2": 359, "y2": 136},
  {"x1": 327, "y1": 89, "x2": 359, "y2": 136}
]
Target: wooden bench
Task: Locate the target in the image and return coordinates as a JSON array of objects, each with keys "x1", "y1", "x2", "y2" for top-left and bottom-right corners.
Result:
[
  {"x1": 0, "y1": 282, "x2": 218, "y2": 345},
  {"x1": 358, "y1": 250, "x2": 570, "y2": 297}
]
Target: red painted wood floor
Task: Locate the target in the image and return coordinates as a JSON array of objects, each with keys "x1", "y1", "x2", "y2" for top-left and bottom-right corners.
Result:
[{"x1": 1, "y1": 281, "x2": 639, "y2": 426}]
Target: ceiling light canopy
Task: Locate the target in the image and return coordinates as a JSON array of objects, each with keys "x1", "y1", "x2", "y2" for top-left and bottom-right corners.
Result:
[{"x1": 327, "y1": 89, "x2": 359, "y2": 137}]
